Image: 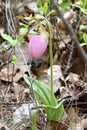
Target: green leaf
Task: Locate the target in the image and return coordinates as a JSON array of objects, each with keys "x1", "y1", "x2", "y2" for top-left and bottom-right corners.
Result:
[
  {"x1": 37, "y1": 0, "x2": 42, "y2": 7},
  {"x1": 43, "y1": 101, "x2": 64, "y2": 121},
  {"x1": 1, "y1": 33, "x2": 18, "y2": 46},
  {"x1": 60, "y1": 1, "x2": 71, "y2": 10},
  {"x1": 20, "y1": 23, "x2": 28, "y2": 28},
  {"x1": 2, "y1": 45, "x2": 7, "y2": 52},
  {"x1": 24, "y1": 75, "x2": 64, "y2": 121},
  {"x1": 42, "y1": 2, "x2": 49, "y2": 16},
  {"x1": 82, "y1": 33, "x2": 87, "y2": 43},
  {"x1": 12, "y1": 55, "x2": 17, "y2": 64},
  {"x1": 47, "y1": 10, "x2": 55, "y2": 17},
  {"x1": 79, "y1": 24, "x2": 85, "y2": 30},
  {"x1": 10, "y1": 39, "x2": 18, "y2": 46},
  {"x1": 24, "y1": 75, "x2": 57, "y2": 106},
  {"x1": 29, "y1": 19, "x2": 35, "y2": 26},
  {"x1": 1, "y1": 33, "x2": 13, "y2": 42},
  {"x1": 35, "y1": 8, "x2": 42, "y2": 14},
  {"x1": 35, "y1": 15, "x2": 45, "y2": 21},
  {"x1": 18, "y1": 35, "x2": 24, "y2": 44},
  {"x1": 81, "y1": 8, "x2": 87, "y2": 15},
  {"x1": 81, "y1": 0, "x2": 87, "y2": 9},
  {"x1": 19, "y1": 28, "x2": 28, "y2": 35}
]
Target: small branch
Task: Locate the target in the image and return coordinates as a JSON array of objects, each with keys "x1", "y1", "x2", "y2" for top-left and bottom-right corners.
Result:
[
  {"x1": 63, "y1": 12, "x2": 83, "y2": 77},
  {"x1": 17, "y1": 44, "x2": 32, "y2": 77},
  {"x1": 51, "y1": 0, "x2": 87, "y2": 63}
]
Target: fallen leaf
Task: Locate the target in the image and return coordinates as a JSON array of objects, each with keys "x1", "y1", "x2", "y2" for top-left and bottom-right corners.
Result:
[
  {"x1": 40, "y1": 65, "x2": 64, "y2": 93},
  {"x1": 66, "y1": 72, "x2": 79, "y2": 83}
]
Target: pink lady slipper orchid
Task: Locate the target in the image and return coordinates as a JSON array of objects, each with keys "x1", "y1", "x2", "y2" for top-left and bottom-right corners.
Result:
[{"x1": 29, "y1": 28, "x2": 49, "y2": 58}]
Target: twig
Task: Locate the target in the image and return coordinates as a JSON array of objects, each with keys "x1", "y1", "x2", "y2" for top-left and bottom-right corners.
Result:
[
  {"x1": 5, "y1": 0, "x2": 16, "y2": 33},
  {"x1": 63, "y1": 12, "x2": 83, "y2": 77},
  {"x1": 57, "y1": 29, "x2": 71, "y2": 49},
  {"x1": 17, "y1": 44, "x2": 32, "y2": 77},
  {"x1": 51, "y1": 0, "x2": 87, "y2": 63},
  {"x1": 5, "y1": 0, "x2": 16, "y2": 84}
]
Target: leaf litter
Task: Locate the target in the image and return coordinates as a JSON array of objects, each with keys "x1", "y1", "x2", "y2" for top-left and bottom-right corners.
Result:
[{"x1": 0, "y1": 0, "x2": 87, "y2": 130}]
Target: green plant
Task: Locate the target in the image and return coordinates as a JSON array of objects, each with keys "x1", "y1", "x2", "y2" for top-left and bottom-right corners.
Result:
[
  {"x1": 12, "y1": 55, "x2": 17, "y2": 64},
  {"x1": 73, "y1": 0, "x2": 87, "y2": 15},
  {"x1": 1, "y1": 24, "x2": 29, "y2": 64},
  {"x1": 1, "y1": 0, "x2": 64, "y2": 122},
  {"x1": 24, "y1": 75, "x2": 64, "y2": 121},
  {"x1": 60, "y1": 0, "x2": 71, "y2": 11},
  {"x1": 30, "y1": 112, "x2": 38, "y2": 130},
  {"x1": 79, "y1": 30, "x2": 87, "y2": 46},
  {"x1": 80, "y1": 0, "x2": 87, "y2": 15},
  {"x1": 73, "y1": 0, "x2": 87, "y2": 47},
  {"x1": 24, "y1": 14, "x2": 64, "y2": 121},
  {"x1": 1, "y1": 33, "x2": 18, "y2": 46},
  {"x1": 37, "y1": 0, "x2": 51, "y2": 16},
  {"x1": 1, "y1": 24, "x2": 28, "y2": 47}
]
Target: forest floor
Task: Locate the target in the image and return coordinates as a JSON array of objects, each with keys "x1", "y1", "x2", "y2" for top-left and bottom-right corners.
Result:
[{"x1": 0, "y1": 0, "x2": 87, "y2": 130}]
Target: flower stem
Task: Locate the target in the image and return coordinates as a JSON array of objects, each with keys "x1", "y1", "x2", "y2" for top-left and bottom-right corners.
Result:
[
  {"x1": 49, "y1": 26, "x2": 53, "y2": 103},
  {"x1": 46, "y1": 20, "x2": 53, "y2": 103},
  {"x1": 40, "y1": 16, "x2": 53, "y2": 104}
]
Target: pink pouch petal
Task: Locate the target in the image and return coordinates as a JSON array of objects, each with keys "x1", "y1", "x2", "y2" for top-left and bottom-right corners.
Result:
[{"x1": 29, "y1": 32, "x2": 48, "y2": 58}]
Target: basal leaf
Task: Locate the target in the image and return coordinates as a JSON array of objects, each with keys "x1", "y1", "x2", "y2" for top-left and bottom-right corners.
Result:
[
  {"x1": 43, "y1": 101, "x2": 64, "y2": 121},
  {"x1": 24, "y1": 75, "x2": 57, "y2": 106},
  {"x1": 24, "y1": 75, "x2": 64, "y2": 121}
]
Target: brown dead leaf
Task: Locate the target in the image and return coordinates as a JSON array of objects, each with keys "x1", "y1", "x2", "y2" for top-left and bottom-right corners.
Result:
[
  {"x1": 67, "y1": 107, "x2": 82, "y2": 130},
  {"x1": 16, "y1": 15, "x2": 24, "y2": 20},
  {"x1": 61, "y1": 49, "x2": 69, "y2": 64},
  {"x1": 12, "y1": 82, "x2": 22, "y2": 102},
  {"x1": 47, "y1": 65, "x2": 64, "y2": 81},
  {"x1": 13, "y1": 65, "x2": 27, "y2": 82},
  {"x1": 15, "y1": 43, "x2": 29, "y2": 66},
  {"x1": 1, "y1": 67, "x2": 13, "y2": 82},
  {"x1": 0, "y1": 65, "x2": 27, "y2": 83},
  {"x1": 9, "y1": 82, "x2": 28, "y2": 102},
  {"x1": 49, "y1": 121, "x2": 67, "y2": 130},
  {"x1": 67, "y1": 107, "x2": 87, "y2": 130},
  {"x1": 40, "y1": 65, "x2": 64, "y2": 93},
  {"x1": 81, "y1": 118, "x2": 87, "y2": 129},
  {"x1": 66, "y1": 72, "x2": 79, "y2": 83},
  {"x1": 56, "y1": 73, "x2": 84, "y2": 100},
  {"x1": 22, "y1": 88, "x2": 30, "y2": 101},
  {"x1": 24, "y1": 6, "x2": 35, "y2": 16},
  {"x1": 59, "y1": 36, "x2": 71, "y2": 51},
  {"x1": 0, "y1": 27, "x2": 4, "y2": 34},
  {"x1": 0, "y1": 47, "x2": 12, "y2": 63},
  {"x1": 0, "y1": 42, "x2": 29, "y2": 82},
  {"x1": 58, "y1": 9, "x2": 74, "y2": 28}
]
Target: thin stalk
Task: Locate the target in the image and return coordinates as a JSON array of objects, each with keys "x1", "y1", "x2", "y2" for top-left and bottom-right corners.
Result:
[
  {"x1": 46, "y1": 19, "x2": 53, "y2": 103},
  {"x1": 33, "y1": 15, "x2": 54, "y2": 103},
  {"x1": 49, "y1": 27, "x2": 53, "y2": 103}
]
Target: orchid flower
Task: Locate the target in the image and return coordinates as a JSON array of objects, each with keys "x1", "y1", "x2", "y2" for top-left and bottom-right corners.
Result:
[{"x1": 29, "y1": 27, "x2": 49, "y2": 58}]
